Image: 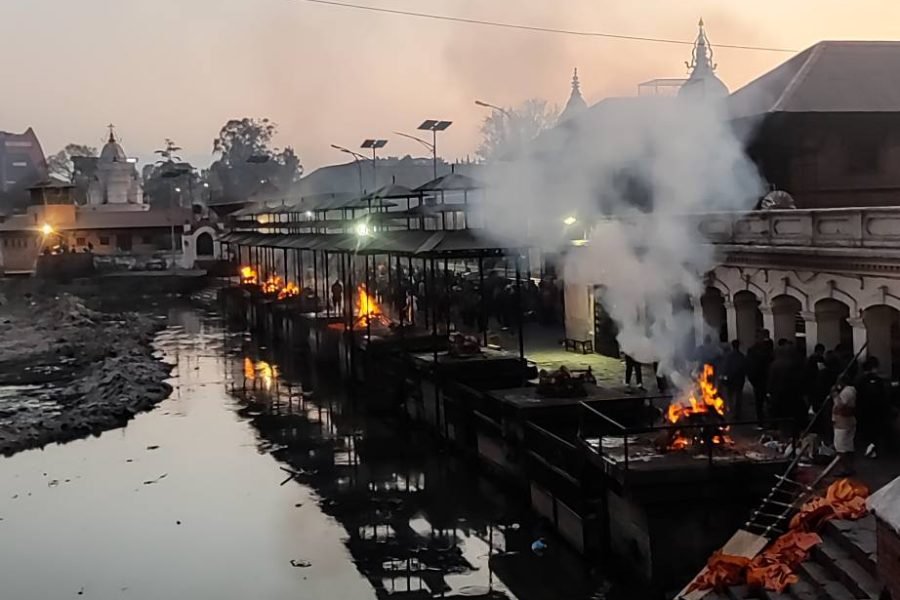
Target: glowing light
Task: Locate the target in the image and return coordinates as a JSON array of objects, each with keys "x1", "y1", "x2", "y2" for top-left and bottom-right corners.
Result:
[
  {"x1": 41, "y1": 223, "x2": 53, "y2": 236},
  {"x1": 174, "y1": 187, "x2": 181, "y2": 193},
  {"x1": 240, "y1": 266, "x2": 258, "y2": 285},
  {"x1": 571, "y1": 239, "x2": 588, "y2": 247},
  {"x1": 563, "y1": 216, "x2": 577, "y2": 226},
  {"x1": 355, "y1": 223, "x2": 370, "y2": 237},
  {"x1": 305, "y1": 211, "x2": 313, "y2": 218}
]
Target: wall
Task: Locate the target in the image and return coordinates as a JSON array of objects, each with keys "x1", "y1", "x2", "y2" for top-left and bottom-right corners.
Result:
[{"x1": 755, "y1": 114, "x2": 900, "y2": 209}]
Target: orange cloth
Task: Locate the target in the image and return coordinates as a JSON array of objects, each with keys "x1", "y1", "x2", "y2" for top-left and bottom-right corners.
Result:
[
  {"x1": 689, "y1": 478, "x2": 869, "y2": 594},
  {"x1": 687, "y1": 551, "x2": 750, "y2": 593},
  {"x1": 746, "y1": 531, "x2": 822, "y2": 592},
  {"x1": 790, "y1": 478, "x2": 869, "y2": 531}
]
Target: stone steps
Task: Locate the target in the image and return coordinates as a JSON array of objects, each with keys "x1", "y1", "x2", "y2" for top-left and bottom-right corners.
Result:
[
  {"x1": 811, "y1": 536, "x2": 881, "y2": 598},
  {"x1": 823, "y1": 516, "x2": 878, "y2": 577},
  {"x1": 704, "y1": 518, "x2": 882, "y2": 600}
]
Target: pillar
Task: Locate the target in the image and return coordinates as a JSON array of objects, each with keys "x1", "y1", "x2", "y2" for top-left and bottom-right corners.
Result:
[
  {"x1": 801, "y1": 311, "x2": 818, "y2": 350},
  {"x1": 760, "y1": 305, "x2": 775, "y2": 340},
  {"x1": 693, "y1": 300, "x2": 705, "y2": 345},
  {"x1": 848, "y1": 316, "x2": 867, "y2": 358},
  {"x1": 725, "y1": 299, "x2": 737, "y2": 345}
]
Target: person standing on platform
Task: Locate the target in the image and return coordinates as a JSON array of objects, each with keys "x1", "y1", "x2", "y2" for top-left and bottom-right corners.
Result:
[
  {"x1": 720, "y1": 340, "x2": 747, "y2": 419},
  {"x1": 855, "y1": 356, "x2": 888, "y2": 459},
  {"x1": 624, "y1": 354, "x2": 644, "y2": 391},
  {"x1": 747, "y1": 329, "x2": 775, "y2": 426},
  {"x1": 331, "y1": 279, "x2": 343, "y2": 313},
  {"x1": 832, "y1": 375, "x2": 857, "y2": 476}
]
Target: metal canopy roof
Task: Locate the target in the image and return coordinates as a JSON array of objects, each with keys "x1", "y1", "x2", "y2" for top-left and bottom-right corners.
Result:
[
  {"x1": 219, "y1": 229, "x2": 518, "y2": 256},
  {"x1": 413, "y1": 173, "x2": 483, "y2": 193}
]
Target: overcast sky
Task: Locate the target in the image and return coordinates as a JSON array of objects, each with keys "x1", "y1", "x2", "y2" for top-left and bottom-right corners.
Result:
[{"x1": 3, "y1": 0, "x2": 899, "y2": 172}]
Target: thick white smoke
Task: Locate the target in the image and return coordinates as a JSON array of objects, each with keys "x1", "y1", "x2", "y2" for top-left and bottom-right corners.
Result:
[{"x1": 476, "y1": 96, "x2": 763, "y2": 381}]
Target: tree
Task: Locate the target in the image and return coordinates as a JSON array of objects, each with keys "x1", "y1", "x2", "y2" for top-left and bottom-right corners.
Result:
[
  {"x1": 143, "y1": 138, "x2": 199, "y2": 207},
  {"x1": 47, "y1": 144, "x2": 98, "y2": 181},
  {"x1": 154, "y1": 139, "x2": 183, "y2": 165},
  {"x1": 209, "y1": 118, "x2": 302, "y2": 203},
  {"x1": 476, "y1": 99, "x2": 559, "y2": 163}
]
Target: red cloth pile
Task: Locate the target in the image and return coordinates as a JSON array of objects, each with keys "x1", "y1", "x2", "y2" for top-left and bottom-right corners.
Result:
[{"x1": 687, "y1": 478, "x2": 869, "y2": 594}]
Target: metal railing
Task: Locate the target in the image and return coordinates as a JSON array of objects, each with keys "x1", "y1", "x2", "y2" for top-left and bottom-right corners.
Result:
[{"x1": 578, "y1": 401, "x2": 794, "y2": 473}]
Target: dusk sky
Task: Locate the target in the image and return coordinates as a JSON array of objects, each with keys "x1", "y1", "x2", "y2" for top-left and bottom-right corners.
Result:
[{"x1": 3, "y1": 0, "x2": 899, "y2": 172}]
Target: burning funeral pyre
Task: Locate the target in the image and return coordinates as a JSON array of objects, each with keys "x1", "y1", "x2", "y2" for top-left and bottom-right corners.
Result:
[
  {"x1": 240, "y1": 266, "x2": 258, "y2": 285},
  {"x1": 242, "y1": 270, "x2": 300, "y2": 301},
  {"x1": 354, "y1": 285, "x2": 391, "y2": 329},
  {"x1": 657, "y1": 363, "x2": 733, "y2": 452}
]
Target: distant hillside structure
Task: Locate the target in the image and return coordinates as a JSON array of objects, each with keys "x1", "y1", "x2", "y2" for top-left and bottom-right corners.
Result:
[{"x1": 0, "y1": 128, "x2": 48, "y2": 213}]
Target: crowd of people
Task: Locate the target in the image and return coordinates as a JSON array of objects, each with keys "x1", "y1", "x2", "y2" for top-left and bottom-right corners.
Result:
[{"x1": 708, "y1": 329, "x2": 896, "y2": 475}]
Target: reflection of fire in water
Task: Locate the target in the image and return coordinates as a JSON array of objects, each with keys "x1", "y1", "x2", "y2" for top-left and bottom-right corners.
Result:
[
  {"x1": 355, "y1": 285, "x2": 391, "y2": 328},
  {"x1": 242, "y1": 357, "x2": 278, "y2": 389},
  {"x1": 240, "y1": 266, "x2": 258, "y2": 285},
  {"x1": 663, "y1": 364, "x2": 733, "y2": 451}
]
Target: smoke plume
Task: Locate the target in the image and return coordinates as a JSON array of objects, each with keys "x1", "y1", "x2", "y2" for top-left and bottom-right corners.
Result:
[{"x1": 476, "y1": 96, "x2": 763, "y2": 381}]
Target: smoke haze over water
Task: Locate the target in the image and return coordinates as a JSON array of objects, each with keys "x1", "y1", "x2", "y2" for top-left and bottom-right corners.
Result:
[{"x1": 476, "y1": 97, "x2": 763, "y2": 379}]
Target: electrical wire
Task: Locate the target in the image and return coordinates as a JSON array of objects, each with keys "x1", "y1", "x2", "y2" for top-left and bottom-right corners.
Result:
[{"x1": 288, "y1": 0, "x2": 798, "y2": 53}]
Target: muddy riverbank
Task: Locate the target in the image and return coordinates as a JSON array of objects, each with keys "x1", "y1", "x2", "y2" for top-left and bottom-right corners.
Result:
[{"x1": 0, "y1": 282, "x2": 173, "y2": 455}]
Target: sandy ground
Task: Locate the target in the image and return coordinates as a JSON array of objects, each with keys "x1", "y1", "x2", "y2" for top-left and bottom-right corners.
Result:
[{"x1": 0, "y1": 282, "x2": 172, "y2": 456}]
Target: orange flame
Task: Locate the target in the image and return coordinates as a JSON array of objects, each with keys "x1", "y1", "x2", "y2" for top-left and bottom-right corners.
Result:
[
  {"x1": 240, "y1": 266, "x2": 258, "y2": 285},
  {"x1": 277, "y1": 282, "x2": 300, "y2": 300},
  {"x1": 355, "y1": 285, "x2": 390, "y2": 328},
  {"x1": 665, "y1": 364, "x2": 733, "y2": 450}
]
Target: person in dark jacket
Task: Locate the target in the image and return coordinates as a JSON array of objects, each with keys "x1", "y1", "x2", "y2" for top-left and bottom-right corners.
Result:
[
  {"x1": 719, "y1": 340, "x2": 747, "y2": 419},
  {"x1": 805, "y1": 343, "x2": 832, "y2": 435},
  {"x1": 855, "y1": 356, "x2": 888, "y2": 458},
  {"x1": 769, "y1": 339, "x2": 805, "y2": 434},
  {"x1": 746, "y1": 329, "x2": 775, "y2": 424}
]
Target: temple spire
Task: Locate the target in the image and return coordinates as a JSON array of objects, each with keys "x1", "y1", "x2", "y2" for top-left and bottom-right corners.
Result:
[
  {"x1": 559, "y1": 67, "x2": 587, "y2": 123},
  {"x1": 107, "y1": 123, "x2": 117, "y2": 144},
  {"x1": 686, "y1": 17, "x2": 716, "y2": 76}
]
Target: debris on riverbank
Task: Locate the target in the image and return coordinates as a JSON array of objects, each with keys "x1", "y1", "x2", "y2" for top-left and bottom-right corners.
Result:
[{"x1": 0, "y1": 285, "x2": 173, "y2": 456}]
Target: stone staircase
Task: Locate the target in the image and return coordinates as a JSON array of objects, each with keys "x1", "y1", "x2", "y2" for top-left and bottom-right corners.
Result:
[{"x1": 704, "y1": 516, "x2": 882, "y2": 600}]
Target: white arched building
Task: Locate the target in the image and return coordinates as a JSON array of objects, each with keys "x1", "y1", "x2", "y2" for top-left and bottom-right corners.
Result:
[
  {"x1": 565, "y1": 208, "x2": 900, "y2": 377},
  {"x1": 695, "y1": 209, "x2": 900, "y2": 376}
]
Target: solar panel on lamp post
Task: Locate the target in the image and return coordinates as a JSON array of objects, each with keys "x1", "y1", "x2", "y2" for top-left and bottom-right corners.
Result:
[
  {"x1": 417, "y1": 120, "x2": 452, "y2": 180},
  {"x1": 361, "y1": 139, "x2": 387, "y2": 191}
]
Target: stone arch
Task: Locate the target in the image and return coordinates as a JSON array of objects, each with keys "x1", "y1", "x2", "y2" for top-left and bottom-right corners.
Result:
[
  {"x1": 700, "y1": 287, "x2": 728, "y2": 342},
  {"x1": 196, "y1": 232, "x2": 214, "y2": 256},
  {"x1": 862, "y1": 305, "x2": 900, "y2": 377},
  {"x1": 859, "y1": 286, "x2": 900, "y2": 315},
  {"x1": 815, "y1": 298, "x2": 853, "y2": 351},
  {"x1": 771, "y1": 294, "x2": 804, "y2": 348},
  {"x1": 733, "y1": 290, "x2": 763, "y2": 351}
]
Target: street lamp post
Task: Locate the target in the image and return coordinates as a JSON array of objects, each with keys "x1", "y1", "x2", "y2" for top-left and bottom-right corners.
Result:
[
  {"x1": 360, "y1": 139, "x2": 387, "y2": 191},
  {"x1": 330, "y1": 144, "x2": 367, "y2": 196},
  {"x1": 475, "y1": 100, "x2": 515, "y2": 153},
  {"x1": 417, "y1": 120, "x2": 452, "y2": 180}
]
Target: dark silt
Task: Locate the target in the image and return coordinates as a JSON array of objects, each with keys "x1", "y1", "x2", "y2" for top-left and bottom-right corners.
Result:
[{"x1": 0, "y1": 308, "x2": 614, "y2": 599}]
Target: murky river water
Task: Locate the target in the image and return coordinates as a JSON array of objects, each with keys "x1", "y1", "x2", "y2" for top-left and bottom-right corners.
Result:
[{"x1": 0, "y1": 307, "x2": 609, "y2": 600}]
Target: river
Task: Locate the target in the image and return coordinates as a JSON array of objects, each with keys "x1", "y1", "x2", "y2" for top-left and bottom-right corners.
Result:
[{"x1": 0, "y1": 306, "x2": 611, "y2": 599}]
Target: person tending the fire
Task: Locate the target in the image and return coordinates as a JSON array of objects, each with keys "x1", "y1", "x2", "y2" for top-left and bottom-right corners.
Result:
[{"x1": 832, "y1": 374, "x2": 857, "y2": 476}]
